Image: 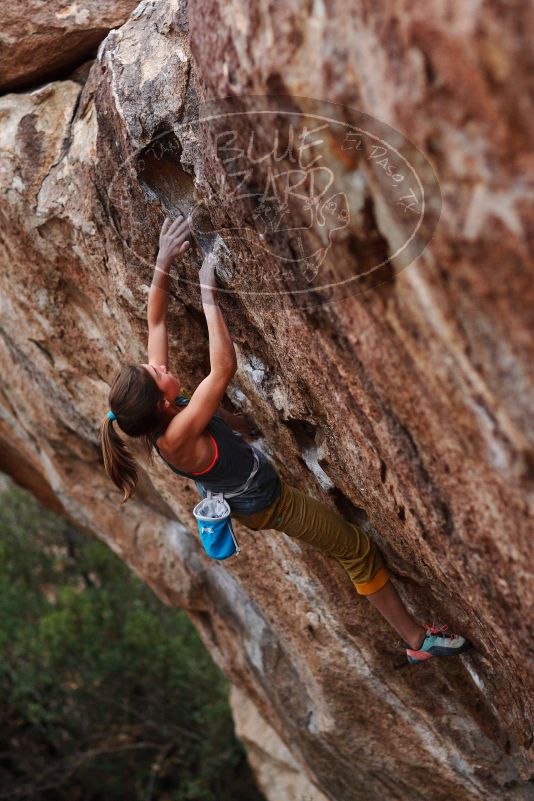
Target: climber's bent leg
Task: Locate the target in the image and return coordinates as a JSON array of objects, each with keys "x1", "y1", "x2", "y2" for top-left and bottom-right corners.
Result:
[{"x1": 233, "y1": 479, "x2": 389, "y2": 595}]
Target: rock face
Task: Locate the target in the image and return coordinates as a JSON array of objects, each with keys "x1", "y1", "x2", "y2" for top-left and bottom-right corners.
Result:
[
  {"x1": 0, "y1": 2, "x2": 532, "y2": 800},
  {"x1": 0, "y1": 0, "x2": 140, "y2": 93},
  {"x1": 230, "y1": 684, "x2": 331, "y2": 801}
]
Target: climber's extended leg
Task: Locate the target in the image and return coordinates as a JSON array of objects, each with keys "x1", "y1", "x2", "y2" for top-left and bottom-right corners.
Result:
[
  {"x1": 234, "y1": 480, "x2": 472, "y2": 665},
  {"x1": 234, "y1": 479, "x2": 389, "y2": 594},
  {"x1": 365, "y1": 579, "x2": 426, "y2": 648}
]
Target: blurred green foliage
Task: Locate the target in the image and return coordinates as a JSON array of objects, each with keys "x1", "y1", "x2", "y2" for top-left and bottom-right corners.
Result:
[{"x1": 0, "y1": 475, "x2": 264, "y2": 801}]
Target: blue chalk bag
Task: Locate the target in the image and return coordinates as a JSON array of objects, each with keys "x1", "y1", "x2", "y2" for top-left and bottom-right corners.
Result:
[
  {"x1": 192, "y1": 448, "x2": 260, "y2": 561},
  {"x1": 193, "y1": 492, "x2": 240, "y2": 560}
]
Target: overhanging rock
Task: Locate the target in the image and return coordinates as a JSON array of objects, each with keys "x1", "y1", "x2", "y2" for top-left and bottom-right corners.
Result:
[{"x1": 0, "y1": 2, "x2": 532, "y2": 800}]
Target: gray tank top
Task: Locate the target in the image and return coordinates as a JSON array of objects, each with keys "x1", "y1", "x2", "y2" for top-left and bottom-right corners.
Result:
[{"x1": 152, "y1": 394, "x2": 282, "y2": 515}]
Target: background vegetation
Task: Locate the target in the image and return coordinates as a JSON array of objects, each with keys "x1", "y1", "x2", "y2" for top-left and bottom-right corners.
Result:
[{"x1": 0, "y1": 473, "x2": 264, "y2": 801}]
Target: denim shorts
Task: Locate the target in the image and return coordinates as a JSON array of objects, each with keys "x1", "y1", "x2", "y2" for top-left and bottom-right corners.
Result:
[{"x1": 194, "y1": 446, "x2": 282, "y2": 516}]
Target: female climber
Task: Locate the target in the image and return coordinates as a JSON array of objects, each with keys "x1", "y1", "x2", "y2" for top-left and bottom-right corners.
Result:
[{"x1": 100, "y1": 214, "x2": 472, "y2": 668}]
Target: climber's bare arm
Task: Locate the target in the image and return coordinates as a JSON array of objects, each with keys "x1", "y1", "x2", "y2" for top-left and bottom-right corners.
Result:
[
  {"x1": 147, "y1": 215, "x2": 192, "y2": 365},
  {"x1": 160, "y1": 253, "x2": 240, "y2": 451},
  {"x1": 161, "y1": 366, "x2": 237, "y2": 454}
]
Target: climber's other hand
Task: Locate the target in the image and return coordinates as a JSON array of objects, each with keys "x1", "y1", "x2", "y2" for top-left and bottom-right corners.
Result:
[
  {"x1": 230, "y1": 412, "x2": 259, "y2": 436},
  {"x1": 157, "y1": 214, "x2": 192, "y2": 267},
  {"x1": 199, "y1": 250, "x2": 218, "y2": 296}
]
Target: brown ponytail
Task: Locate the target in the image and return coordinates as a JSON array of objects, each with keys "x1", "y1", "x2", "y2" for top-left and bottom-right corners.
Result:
[
  {"x1": 100, "y1": 364, "x2": 165, "y2": 504},
  {"x1": 100, "y1": 416, "x2": 139, "y2": 504}
]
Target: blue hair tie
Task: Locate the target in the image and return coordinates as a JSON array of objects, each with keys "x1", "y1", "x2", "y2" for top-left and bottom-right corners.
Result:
[{"x1": 107, "y1": 410, "x2": 117, "y2": 421}]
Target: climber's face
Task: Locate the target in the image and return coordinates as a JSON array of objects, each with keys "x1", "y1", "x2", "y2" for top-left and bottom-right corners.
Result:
[{"x1": 140, "y1": 363, "x2": 181, "y2": 403}]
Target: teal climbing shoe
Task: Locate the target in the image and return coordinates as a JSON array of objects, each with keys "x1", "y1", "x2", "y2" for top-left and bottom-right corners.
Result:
[{"x1": 405, "y1": 622, "x2": 472, "y2": 665}]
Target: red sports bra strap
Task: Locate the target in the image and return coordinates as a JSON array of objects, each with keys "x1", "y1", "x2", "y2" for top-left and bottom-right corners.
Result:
[{"x1": 190, "y1": 432, "x2": 219, "y2": 475}]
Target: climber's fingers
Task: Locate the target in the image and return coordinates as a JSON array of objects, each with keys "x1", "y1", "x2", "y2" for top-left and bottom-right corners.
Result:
[
  {"x1": 160, "y1": 216, "x2": 172, "y2": 237},
  {"x1": 168, "y1": 217, "x2": 191, "y2": 242},
  {"x1": 167, "y1": 213, "x2": 191, "y2": 237},
  {"x1": 166, "y1": 240, "x2": 190, "y2": 259},
  {"x1": 158, "y1": 216, "x2": 172, "y2": 249},
  {"x1": 169, "y1": 241, "x2": 191, "y2": 259},
  {"x1": 166, "y1": 215, "x2": 183, "y2": 236},
  {"x1": 157, "y1": 215, "x2": 193, "y2": 264},
  {"x1": 165, "y1": 228, "x2": 192, "y2": 260},
  {"x1": 167, "y1": 217, "x2": 192, "y2": 247}
]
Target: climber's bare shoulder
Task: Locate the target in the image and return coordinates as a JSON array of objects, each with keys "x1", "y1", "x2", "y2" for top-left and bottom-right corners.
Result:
[
  {"x1": 157, "y1": 367, "x2": 235, "y2": 465},
  {"x1": 155, "y1": 404, "x2": 196, "y2": 457},
  {"x1": 166, "y1": 369, "x2": 233, "y2": 447},
  {"x1": 157, "y1": 425, "x2": 213, "y2": 473}
]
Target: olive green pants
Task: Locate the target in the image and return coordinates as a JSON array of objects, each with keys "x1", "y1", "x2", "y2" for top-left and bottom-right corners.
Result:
[{"x1": 233, "y1": 479, "x2": 389, "y2": 595}]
